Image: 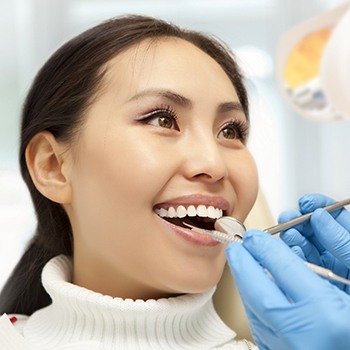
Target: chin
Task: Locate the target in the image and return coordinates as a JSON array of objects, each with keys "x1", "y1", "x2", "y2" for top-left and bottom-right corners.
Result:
[
  {"x1": 180, "y1": 283, "x2": 217, "y2": 295},
  {"x1": 174, "y1": 271, "x2": 224, "y2": 295}
]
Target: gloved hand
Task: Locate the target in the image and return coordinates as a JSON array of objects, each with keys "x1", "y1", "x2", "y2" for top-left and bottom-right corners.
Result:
[
  {"x1": 279, "y1": 193, "x2": 350, "y2": 293},
  {"x1": 226, "y1": 230, "x2": 350, "y2": 350}
]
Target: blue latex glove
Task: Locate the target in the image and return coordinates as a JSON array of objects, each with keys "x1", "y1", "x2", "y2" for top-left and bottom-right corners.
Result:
[
  {"x1": 279, "y1": 193, "x2": 350, "y2": 293},
  {"x1": 226, "y1": 230, "x2": 350, "y2": 350}
]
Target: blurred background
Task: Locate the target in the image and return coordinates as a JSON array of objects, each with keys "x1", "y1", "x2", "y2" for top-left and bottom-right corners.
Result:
[{"x1": 1, "y1": 0, "x2": 349, "y2": 305}]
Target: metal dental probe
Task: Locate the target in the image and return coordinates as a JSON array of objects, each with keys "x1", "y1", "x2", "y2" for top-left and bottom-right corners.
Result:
[
  {"x1": 263, "y1": 198, "x2": 350, "y2": 235},
  {"x1": 214, "y1": 198, "x2": 350, "y2": 237},
  {"x1": 183, "y1": 198, "x2": 350, "y2": 286},
  {"x1": 184, "y1": 221, "x2": 350, "y2": 286}
]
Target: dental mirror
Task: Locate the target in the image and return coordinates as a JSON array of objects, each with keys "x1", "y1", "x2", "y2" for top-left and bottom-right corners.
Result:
[{"x1": 214, "y1": 217, "x2": 246, "y2": 238}]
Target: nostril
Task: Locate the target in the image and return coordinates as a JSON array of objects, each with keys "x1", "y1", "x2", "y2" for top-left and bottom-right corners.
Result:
[
  {"x1": 192, "y1": 172, "x2": 225, "y2": 183},
  {"x1": 183, "y1": 148, "x2": 228, "y2": 182}
]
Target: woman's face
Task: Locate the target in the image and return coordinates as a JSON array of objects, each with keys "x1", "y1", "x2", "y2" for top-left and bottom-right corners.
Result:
[{"x1": 65, "y1": 37, "x2": 259, "y2": 299}]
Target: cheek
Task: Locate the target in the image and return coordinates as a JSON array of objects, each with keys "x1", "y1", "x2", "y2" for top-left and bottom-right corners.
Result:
[
  {"x1": 68, "y1": 137, "x2": 171, "y2": 257},
  {"x1": 228, "y1": 151, "x2": 259, "y2": 220},
  {"x1": 102, "y1": 136, "x2": 174, "y2": 204},
  {"x1": 71, "y1": 130, "x2": 174, "y2": 218}
]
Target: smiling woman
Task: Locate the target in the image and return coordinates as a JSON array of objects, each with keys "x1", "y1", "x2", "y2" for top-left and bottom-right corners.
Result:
[{"x1": 0, "y1": 15, "x2": 258, "y2": 349}]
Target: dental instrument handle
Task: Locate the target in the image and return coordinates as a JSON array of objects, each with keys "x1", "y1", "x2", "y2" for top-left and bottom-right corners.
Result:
[
  {"x1": 183, "y1": 221, "x2": 350, "y2": 286},
  {"x1": 306, "y1": 262, "x2": 350, "y2": 286},
  {"x1": 264, "y1": 198, "x2": 350, "y2": 235},
  {"x1": 217, "y1": 228, "x2": 350, "y2": 286}
]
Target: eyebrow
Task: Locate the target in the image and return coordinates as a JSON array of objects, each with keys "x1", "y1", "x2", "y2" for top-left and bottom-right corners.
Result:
[
  {"x1": 128, "y1": 89, "x2": 192, "y2": 107},
  {"x1": 217, "y1": 101, "x2": 244, "y2": 114},
  {"x1": 128, "y1": 88, "x2": 244, "y2": 114}
]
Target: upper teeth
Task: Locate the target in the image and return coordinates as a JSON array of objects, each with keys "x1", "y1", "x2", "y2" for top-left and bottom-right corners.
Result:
[{"x1": 155, "y1": 205, "x2": 223, "y2": 219}]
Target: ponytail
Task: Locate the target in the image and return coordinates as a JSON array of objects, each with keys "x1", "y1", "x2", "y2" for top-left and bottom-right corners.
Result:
[
  {"x1": 0, "y1": 241, "x2": 58, "y2": 315},
  {"x1": 0, "y1": 200, "x2": 72, "y2": 315}
]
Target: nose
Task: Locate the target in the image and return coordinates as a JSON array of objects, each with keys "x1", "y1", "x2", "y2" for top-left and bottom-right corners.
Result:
[{"x1": 182, "y1": 133, "x2": 229, "y2": 183}]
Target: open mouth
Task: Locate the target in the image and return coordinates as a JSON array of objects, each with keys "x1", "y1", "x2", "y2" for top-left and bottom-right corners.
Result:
[
  {"x1": 165, "y1": 216, "x2": 216, "y2": 230},
  {"x1": 154, "y1": 205, "x2": 224, "y2": 231}
]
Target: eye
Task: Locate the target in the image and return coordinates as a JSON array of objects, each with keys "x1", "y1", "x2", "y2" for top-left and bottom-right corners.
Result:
[
  {"x1": 139, "y1": 106, "x2": 179, "y2": 131},
  {"x1": 218, "y1": 120, "x2": 249, "y2": 142}
]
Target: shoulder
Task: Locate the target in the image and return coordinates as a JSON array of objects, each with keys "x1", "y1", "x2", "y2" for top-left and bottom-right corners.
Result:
[
  {"x1": 0, "y1": 313, "x2": 31, "y2": 349},
  {"x1": 4, "y1": 314, "x2": 29, "y2": 334}
]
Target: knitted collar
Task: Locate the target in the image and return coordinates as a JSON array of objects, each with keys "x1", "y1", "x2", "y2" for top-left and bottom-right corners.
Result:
[{"x1": 22, "y1": 255, "x2": 237, "y2": 349}]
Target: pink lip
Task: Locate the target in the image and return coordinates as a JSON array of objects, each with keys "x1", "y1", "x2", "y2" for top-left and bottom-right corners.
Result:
[
  {"x1": 158, "y1": 217, "x2": 221, "y2": 247},
  {"x1": 154, "y1": 194, "x2": 230, "y2": 212},
  {"x1": 154, "y1": 194, "x2": 229, "y2": 247}
]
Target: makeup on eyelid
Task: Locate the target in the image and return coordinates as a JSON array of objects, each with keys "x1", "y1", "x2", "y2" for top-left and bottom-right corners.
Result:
[
  {"x1": 137, "y1": 106, "x2": 179, "y2": 127},
  {"x1": 135, "y1": 105, "x2": 178, "y2": 121},
  {"x1": 133, "y1": 104, "x2": 249, "y2": 142}
]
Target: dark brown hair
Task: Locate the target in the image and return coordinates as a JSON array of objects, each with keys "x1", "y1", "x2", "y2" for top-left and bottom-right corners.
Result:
[{"x1": 0, "y1": 15, "x2": 249, "y2": 315}]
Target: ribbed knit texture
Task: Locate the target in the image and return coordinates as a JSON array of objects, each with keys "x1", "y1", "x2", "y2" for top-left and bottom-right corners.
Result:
[{"x1": 10, "y1": 256, "x2": 256, "y2": 349}]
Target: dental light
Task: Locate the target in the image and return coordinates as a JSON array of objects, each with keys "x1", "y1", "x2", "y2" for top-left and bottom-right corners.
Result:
[{"x1": 276, "y1": 1, "x2": 350, "y2": 121}]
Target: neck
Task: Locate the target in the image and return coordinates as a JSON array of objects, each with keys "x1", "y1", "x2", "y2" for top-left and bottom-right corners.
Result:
[{"x1": 73, "y1": 267, "x2": 183, "y2": 300}]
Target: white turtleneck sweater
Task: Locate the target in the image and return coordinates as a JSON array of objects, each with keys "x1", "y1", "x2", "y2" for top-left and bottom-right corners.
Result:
[{"x1": 0, "y1": 255, "x2": 257, "y2": 349}]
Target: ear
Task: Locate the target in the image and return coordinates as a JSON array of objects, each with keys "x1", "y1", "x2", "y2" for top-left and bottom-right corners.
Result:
[{"x1": 25, "y1": 131, "x2": 72, "y2": 204}]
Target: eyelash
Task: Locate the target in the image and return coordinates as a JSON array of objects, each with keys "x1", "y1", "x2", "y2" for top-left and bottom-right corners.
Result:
[
  {"x1": 138, "y1": 105, "x2": 249, "y2": 142},
  {"x1": 138, "y1": 105, "x2": 179, "y2": 130},
  {"x1": 218, "y1": 120, "x2": 249, "y2": 142}
]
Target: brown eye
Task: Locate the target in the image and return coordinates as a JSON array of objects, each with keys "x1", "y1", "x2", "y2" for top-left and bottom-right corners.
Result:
[
  {"x1": 218, "y1": 120, "x2": 249, "y2": 142},
  {"x1": 140, "y1": 107, "x2": 179, "y2": 131},
  {"x1": 220, "y1": 126, "x2": 239, "y2": 139},
  {"x1": 158, "y1": 115, "x2": 174, "y2": 129}
]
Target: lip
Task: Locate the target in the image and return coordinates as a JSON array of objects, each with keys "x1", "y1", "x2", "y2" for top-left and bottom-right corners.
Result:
[
  {"x1": 154, "y1": 194, "x2": 230, "y2": 247},
  {"x1": 158, "y1": 215, "x2": 221, "y2": 247},
  {"x1": 154, "y1": 194, "x2": 230, "y2": 212}
]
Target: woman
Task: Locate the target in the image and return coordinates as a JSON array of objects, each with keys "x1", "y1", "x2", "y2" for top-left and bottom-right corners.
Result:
[{"x1": 0, "y1": 15, "x2": 259, "y2": 349}]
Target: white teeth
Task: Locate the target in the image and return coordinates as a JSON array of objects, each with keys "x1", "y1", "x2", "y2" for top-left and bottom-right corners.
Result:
[
  {"x1": 158, "y1": 208, "x2": 168, "y2": 217},
  {"x1": 168, "y1": 207, "x2": 176, "y2": 218},
  {"x1": 155, "y1": 205, "x2": 223, "y2": 219},
  {"x1": 176, "y1": 205, "x2": 187, "y2": 218},
  {"x1": 208, "y1": 206, "x2": 217, "y2": 219},
  {"x1": 187, "y1": 205, "x2": 196, "y2": 217},
  {"x1": 197, "y1": 205, "x2": 208, "y2": 217}
]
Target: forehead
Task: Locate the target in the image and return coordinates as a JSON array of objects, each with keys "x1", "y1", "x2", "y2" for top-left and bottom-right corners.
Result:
[{"x1": 101, "y1": 37, "x2": 239, "y2": 102}]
